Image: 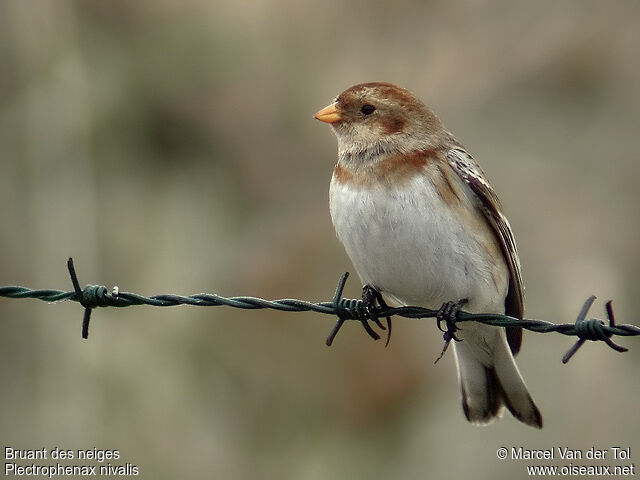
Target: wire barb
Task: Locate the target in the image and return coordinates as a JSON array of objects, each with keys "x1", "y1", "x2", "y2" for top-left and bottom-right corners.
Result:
[
  {"x1": 561, "y1": 297, "x2": 628, "y2": 364},
  {"x1": 325, "y1": 273, "x2": 385, "y2": 346},
  {"x1": 67, "y1": 258, "x2": 92, "y2": 339},
  {"x1": 325, "y1": 272, "x2": 351, "y2": 346},
  {"x1": 0, "y1": 259, "x2": 638, "y2": 362}
]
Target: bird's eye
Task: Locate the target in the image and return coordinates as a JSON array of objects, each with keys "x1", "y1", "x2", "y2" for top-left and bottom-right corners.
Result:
[{"x1": 361, "y1": 104, "x2": 376, "y2": 115}]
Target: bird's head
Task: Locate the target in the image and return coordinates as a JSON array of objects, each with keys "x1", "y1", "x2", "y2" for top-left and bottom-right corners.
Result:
[{"x1": 315, "y1": 82, "x2": 445, "y2": 160}]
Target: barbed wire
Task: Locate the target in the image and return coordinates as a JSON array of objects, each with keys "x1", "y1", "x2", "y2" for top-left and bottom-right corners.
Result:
[{"x1": 0, "y1": 258, "x2": 638, "y2": 364}]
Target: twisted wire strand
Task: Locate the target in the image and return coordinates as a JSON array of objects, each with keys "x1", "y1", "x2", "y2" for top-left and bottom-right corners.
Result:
[{"x1": 0, "y1": 258, "x2": 637, "y2": 363}]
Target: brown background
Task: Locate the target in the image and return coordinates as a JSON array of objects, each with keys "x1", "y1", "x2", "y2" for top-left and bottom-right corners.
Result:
[{"x1": 1, "y1": 1, "x2": 639, "y2": 478}]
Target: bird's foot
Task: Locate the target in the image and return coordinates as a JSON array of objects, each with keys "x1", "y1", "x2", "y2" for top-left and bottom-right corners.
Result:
[
  {"x1": 326, "y1": 274, "x2": 393, "y2": 347},
  {"x1": 362, "y1": 285, "x2": 393, "y2": 347},
  {"x1": 434, "y1": 298, "x2": 468, "y2": 364}
]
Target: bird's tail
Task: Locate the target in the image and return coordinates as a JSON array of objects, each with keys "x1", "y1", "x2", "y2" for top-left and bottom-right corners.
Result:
[{"x1": 452, "y1": 326, "x2": 543, "y2": 428}]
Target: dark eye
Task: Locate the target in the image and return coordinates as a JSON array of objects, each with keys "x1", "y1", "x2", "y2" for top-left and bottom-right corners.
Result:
[{"x1": 361, "y1": 104, "x2": 376, "y2": 115}]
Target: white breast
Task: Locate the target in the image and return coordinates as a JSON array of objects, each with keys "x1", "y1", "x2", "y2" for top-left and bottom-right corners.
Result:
[{"x1": 329, "y1": 173, "x2": 508, "y2": 312}]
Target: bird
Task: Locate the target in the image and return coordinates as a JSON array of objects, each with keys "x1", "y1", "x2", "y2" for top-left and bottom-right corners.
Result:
[{"x1": 314, "y1": 82, "x2": 542, "y2": 428}]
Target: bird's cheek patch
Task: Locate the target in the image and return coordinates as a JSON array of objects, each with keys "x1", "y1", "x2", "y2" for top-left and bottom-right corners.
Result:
[{"x1": 380, "y1": 115, "x2": 406, "y2": 134}]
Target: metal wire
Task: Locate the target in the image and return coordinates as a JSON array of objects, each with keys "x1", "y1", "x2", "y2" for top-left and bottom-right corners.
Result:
[{"x1": 0, "y1": 258, "x2": 637, "y2": 363}]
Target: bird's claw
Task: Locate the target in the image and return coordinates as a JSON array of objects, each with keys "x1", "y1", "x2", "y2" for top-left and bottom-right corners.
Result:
[
  {"x1": 434, "y1": 298, "x2": 468, "y2": 364},
  {"x1": 326, "y1": 274, "x2": 393, "y2": 347},
  {"x1": 362, "y1": 285, "x2": 393, "y2": 347}
]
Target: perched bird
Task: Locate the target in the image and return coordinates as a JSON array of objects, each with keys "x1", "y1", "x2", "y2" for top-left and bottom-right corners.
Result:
[{"x1": 315, "y1": 82, "x2": 542, "y2": 428}]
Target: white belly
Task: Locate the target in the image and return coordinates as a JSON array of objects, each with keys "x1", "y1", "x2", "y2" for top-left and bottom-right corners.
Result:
[{"x1": 329, "y1": 174, "x2": 508, "y2": 313}]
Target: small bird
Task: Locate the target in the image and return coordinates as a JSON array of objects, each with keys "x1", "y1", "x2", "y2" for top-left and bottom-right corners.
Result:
[{"x1": 315, "y1": 82, "x2": 542, "y2": 428}]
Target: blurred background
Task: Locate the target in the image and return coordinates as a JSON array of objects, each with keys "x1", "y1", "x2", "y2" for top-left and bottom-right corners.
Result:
[{"x1": 1, "y1": 0, "x2": 639, "y2": 478}]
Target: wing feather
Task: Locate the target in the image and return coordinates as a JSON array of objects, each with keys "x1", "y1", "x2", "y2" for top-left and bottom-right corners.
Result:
[{"x1": 446, "y1": 147, "x2": 524, "y2": 354}]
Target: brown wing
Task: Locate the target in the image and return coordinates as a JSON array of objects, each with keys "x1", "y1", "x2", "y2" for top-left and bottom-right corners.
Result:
[{"x1": 446, "y1": 147, "x2": 524, "y2": 355}]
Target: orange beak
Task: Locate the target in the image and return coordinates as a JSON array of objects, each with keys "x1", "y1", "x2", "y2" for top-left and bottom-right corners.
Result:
[{"x1": 314, "y1": 102, "x2": 342, "y2": 124}]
